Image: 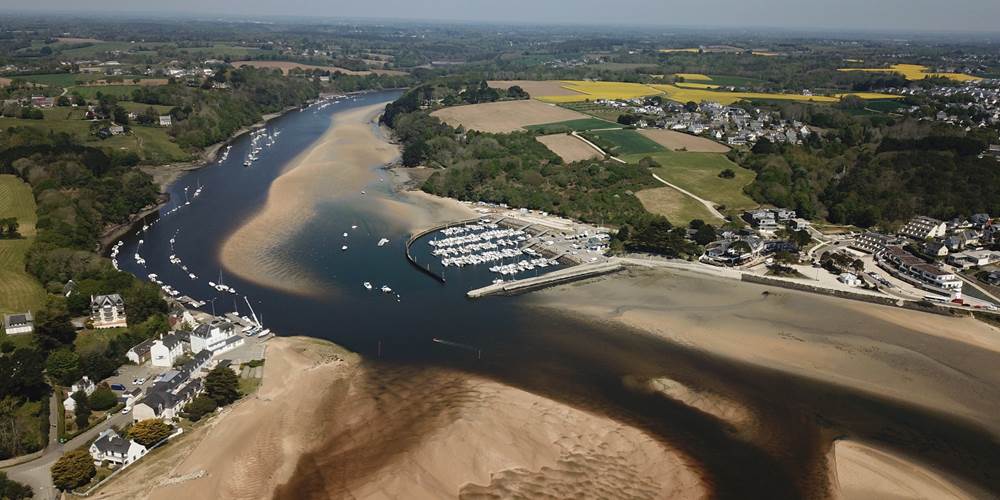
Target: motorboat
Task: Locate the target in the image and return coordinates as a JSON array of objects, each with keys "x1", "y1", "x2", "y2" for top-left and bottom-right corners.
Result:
[
  {"x1": 380, "y1": 285, "x2": 392, "y2": 293},
  {"x1": 377, "y1": 238, "x2": 389, "y2": 247},
  {"x1": 363, "y1": 282, "x2": 372, "y2": 290},
  {"x1": 341, "y1": 245, "x2": 348, "y2": 251}
]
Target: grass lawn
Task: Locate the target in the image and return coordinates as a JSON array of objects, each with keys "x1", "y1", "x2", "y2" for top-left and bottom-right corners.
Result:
[
  {"x1": 117, "y1": 101, "x2": 173, "y2": 114},
  {"x1": 238, "y1": 376, "x2": 262, "y2": 396},
  {"x1": 635, "y1": 186, "x2": 717, "y2": 225},
  {"x1": 74, "y1": 328, "x2": 128, "y2": 356},
  {"x1": 0, "y1": 175, "x2": 45, "y2": 319},
  {"x1": 864, "y1": 99, "x2": 909, "y2": 113},
  {"x1": 525, "y1": 117, "x2": 618, "y2": 134},
  {"x1": 701, "y1": 75, "x2": 770, "y2": 87},
  {"x1": 581, "y1": 129, "x2": 666, "y2": 156},
  {"x1": 68, "y1": 85, "x2": 142, "y2": 99},
  {"x1": 559, "y1": 102, "x2": 628, "y2": 122},
  {"x1": 624, "y1": 151, "x2": 758, "y2": 212}
]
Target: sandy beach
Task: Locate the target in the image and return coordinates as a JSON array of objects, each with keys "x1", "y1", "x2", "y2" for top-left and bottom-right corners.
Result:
[{"x1": 830, "y1": 440, "x2": 975, "y2": 500}]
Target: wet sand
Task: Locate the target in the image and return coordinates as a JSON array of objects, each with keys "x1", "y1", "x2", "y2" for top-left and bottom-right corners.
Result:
[
  {"x1": 531, "y1": 267, "x2": 1000, "y2": 497},
  {"x1": 831, "y1": 440, "x2": 974, "y2": 500}
]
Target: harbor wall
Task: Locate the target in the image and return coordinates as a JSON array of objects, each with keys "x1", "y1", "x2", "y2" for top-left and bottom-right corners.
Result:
[
  {"x1": 468, "y1": 261, "x2": 624, "y2": 298},
  {"x1": 404, "y1": 217, "x2": 483, "y2": 283}
]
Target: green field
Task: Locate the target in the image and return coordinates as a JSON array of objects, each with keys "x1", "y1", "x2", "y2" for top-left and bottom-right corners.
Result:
[
  {"x1": 635, "y1": 185, "x2": 717, "y2": 225},
  {"x1": 74, "y1": 328, "x2": 128, "y2": 356},
  {"x1": 0, "y1": 114, "x2": 190, "y2": 164},
  {"x1": 558, "y1": 102, "x2": 623, "y2": 122},
  {"x1": 864, "y1": 99, "x2": 909, "y2": 113},
  {"x1": 525, "y1": 117, "x2": 617, "y2": 134},
  {"x1": 68, "y1": 85, "x2": 143, "y2": 99},
  {"x1": 0, "y1": 175, "x2": 46, "y2": 321},
  {"x1": 699, "y1": 75, "x2": 770, "y2": 87},
  {"x1": 581, "y1": 129, "x2": 666, "y2": 156},
  {"x1": 118, "y1": 101, "x2": 174, "y2": 114},
  {"x1": 624, "y1": 151, "x2": 758, "y2": 212}
]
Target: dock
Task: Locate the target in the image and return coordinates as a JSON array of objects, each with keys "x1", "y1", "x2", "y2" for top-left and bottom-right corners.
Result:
[{"x1": 467, "y1": 260, "x2": 624, "y2": 298}]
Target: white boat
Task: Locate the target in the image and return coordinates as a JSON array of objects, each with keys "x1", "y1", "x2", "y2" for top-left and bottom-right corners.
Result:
[
  {"x1": 341, "y1": 245, "x2": 348, "y2": 251},
  {"x1": 360, "y1": 190, "x2": 366, "y2": 195},
  {"x1": 342, "y1": 232, "x2": 348, "y2": 237},
  {"x1": 377, "y1": 238, "x2": 389, "y2": 247},
  {"x1": 363, "y1": 282, "x2": 372, "y2": 290},
  {"x1": 208, "y1": 281, "x2": 216, "y2": 288},
  {"x1": 188, "y1": 273, "x2": 197, "y2": 280},
  {"x1": 351, "y1": 225, "x2": 358, "y2": 230},
  {"x1": 380, "y1": 285, "x2": 392, "y2": 293}
]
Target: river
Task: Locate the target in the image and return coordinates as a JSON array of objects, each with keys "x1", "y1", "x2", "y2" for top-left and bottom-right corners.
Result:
[{"x1": 114, "y1": 91, "x2": 999, "y2": 499}]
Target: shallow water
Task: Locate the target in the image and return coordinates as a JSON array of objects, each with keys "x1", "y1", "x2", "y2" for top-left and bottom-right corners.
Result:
[{"x1": 116, "y1": 91, "x2": 999, "y2": 499}]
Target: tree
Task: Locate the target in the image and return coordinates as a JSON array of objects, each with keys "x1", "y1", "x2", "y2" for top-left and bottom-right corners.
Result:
[
  {"x1": 684, "y1": 101, "x2": 699, "y2": 112},
  {"x1": 88, "y1": 385, "x2": 117, "y2": 411},
  {"x1": 693, "y1": 224, "x2": 718, "y2": 246},
  {"x1": 637, "y1": 156, "x2": 661, "y2": 169},
  {"x1": 113, "y1": 105, "x2": 129, "y2": 125},
  {"x1": 617, "y1": 113, "x2": 640, "y2": 126},
  {"x1": 50, "y1": 448, "x2": 95, "y2": 491},
  {"x1": 204, "y1": 366, "x2": 240, "y2": 406},
  {"x1": 718, "y1": 168, "x2": 736, "y2": 179},
  {"x1": 180, "y1": 395, "x2": 218, "y2": 422},
  {"x1": 56, "y1": 95, "x2": 70, "y2": 107},
  {"x1": 46, "y1": 350, "x2": 81, "y2": 387},
  {"x1": 127, "y1": 419, "x2": 172, "y2": 447},
  {"x1": 0, "y1": 471, "x2": 32, "y2": 499},
  {"x1": 34, "y1": 297, "x2": 76, "y2": 349},
  {"x1": 72, "y1": 391, "x2": 90, "y2": 430}
]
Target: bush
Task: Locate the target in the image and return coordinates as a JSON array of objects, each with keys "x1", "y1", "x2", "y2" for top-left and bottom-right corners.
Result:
[
  {"x1": 181, "y1": 395, "x2": 218, "y2": 422},
  {"x1": 88, "y1": 385, "x2": 118, "y2": 411},
  {"x1": 204, "y1": 366, "x2": 240, "y2": 406},
  {"x1": 0, "y1": 472, "x2": 32, "y2": 499},
  {"x1": 127, "y1": 419, "x2": 172, "y2": 447},
  {"x1": 50, "y1": 448, "x2": 95, "y2": 491},
  {"x1": 718, "y1": 168, "x2": 735, "y2": 179}
]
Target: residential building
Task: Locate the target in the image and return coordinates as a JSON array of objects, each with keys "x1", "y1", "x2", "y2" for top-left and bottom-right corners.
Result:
[
  {"x1": 838, "y1": 273, "x2": 861, "y2": 286},
  {"x1": 126, "y1": 338, "x2": 155, "y2": 364},
  {"x1": 158, "y1": 115, "x2": 172, "y2": 127},
  {"x1": 132, "y1": 350, "x2": 211, "y2": 422},
  {"x1": 879, "y1": 246, "x2": 963, "y2": 293},
  {"x1": 2, "y1": 312, "x2": 34, "y2": 335},
  {"x1": 108, "y1": 124, "x2": 125, "y2": 135},
  {"x1": 89, "y1": 429, "x2": 148, "y2": 466},
  {"x1": 63, "y1": 376, "x2": 97, "y2": 411},
  {"x1": 923, "y1": 241, "x2": 949, "y2": 258},
  {"x1": 190, "y1": 319, "x2": 240, "y2": 354},
  {"x1": 701, "y1": 235, "x2": 764, "y2": 266},
  {"x1": 149, "y1": 332, "x2": 186, "y2": 367},
  {"x1": 899, "y1": 216, "x2": 947, "y2": 240},
  {"x1": 91, "y1": 294, "x2": 127, "y2": 329},
  {"x1": 743, "y1": 208, "x2": 796, "y2": 232},
  {"x1": 947, "y1": 250, "x2": 1000, "y2": 269},
  {"x1": 851, "y1": 232, "x2": 899, "y2": 254}
]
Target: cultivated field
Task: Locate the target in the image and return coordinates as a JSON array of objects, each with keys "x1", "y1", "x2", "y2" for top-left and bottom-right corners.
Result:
[
  {"x1": 582, "y1": 129, "x2": 665, "y2": 156},
  {"x1": 430, "y1": 99, "x2": 589, "y2": 133},
  {"x1": 638, "y1": 129, "x2": 730, "y2": 153},
  {"x1": 488, "y1": 80, "x2": 583, "y2": 97},
  {"x1": 626, "y1": 152, "x2": 758, "y2": 212},
  {"x1": 0, "y1": 175, "x2": 45, "y2": 317},
  {"x1": 635, "y1": 186, "x2": 716, "y2": 225},
  {"x1": 674, "y1": 73, "x2": 712, "y2": 81},
  {"x1": 674, "y1": 82, "x2": 721, "y2": 89},
  {"x1": 838, "y1": 64, "x2": 981, "y2": 82},
  {"x1": 524, "y1": 117, "x2": 617, "y2": 134},
  {"x1": 230, "y1": 60, "x2": 406, "y2": 76},
  {"x1": 525, "y1": 80, "x2": 900, "y2": 104},
  {"x1": 536, "y1": 134, "x2": 603, "y2": 163}
]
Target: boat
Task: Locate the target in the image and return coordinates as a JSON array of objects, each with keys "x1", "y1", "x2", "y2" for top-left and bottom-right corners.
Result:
[
  {"x1": 341, "y1": 245, "x2": 348, "y2": 251},
  {"x1": 208, "y1": 281, "x2": 216, "y2": 288},
  {"x1": 342, "y1": 232, "x2": 348, "y2": 238},
  {"x1": 377, "y1": 238, "x2": 389, "y2": 247},
  {"x1": 360, "y1": 190, "x2": 366, "y2": 195},
  {"x1": 363, "y1": 282, "x2": 372, "y2": 290},
  {"x1": 380, "y1": 285, "x2": 392, "y2": 293},
  {"x1": 188, "y1": 273, "x2": 197, "y2": 280}
]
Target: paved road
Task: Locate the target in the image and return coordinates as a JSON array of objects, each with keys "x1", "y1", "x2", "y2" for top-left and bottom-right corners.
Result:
[{"x1": 2, "y1": 406, "x2": 131, "y2": 499}]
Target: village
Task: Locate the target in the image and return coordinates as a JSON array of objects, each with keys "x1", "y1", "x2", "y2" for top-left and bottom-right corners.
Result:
[{"x1": 1, "y1": 291, "x2": 269, "y2": 496}]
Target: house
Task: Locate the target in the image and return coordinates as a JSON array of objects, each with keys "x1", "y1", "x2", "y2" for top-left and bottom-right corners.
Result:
[
  {"x1": 132, "y1": 350, "x2": 211, "y2": 422},
  {"x1": 899, "y1": 216, "x2": 947, "y2": 240},
  {"x1": 108, "y1": 124, "x2": 125, "y2": 135},
  {"x1": 701, "y1": 235, "x2": 764, "y2": 266},
  {"x1": 158, "y1": 115, "x2": 172, "y2": 127},
  {"x1": 851, "y1": 232, "x2": 899, "y2": 254},
  {"x1": 126, "y1": 338, "x2": 156, "y2": 364},
  {"x1": 879, "y1": 246, "x2": 963, "y2": 293},
  {"x1": 838, "y1": 273, "x2": 861, "y2": 286},
  {"x1": 149, "y1": 332, "x2": 186, "y2": 367},
  {"x1": 923, "y1": 241, "x2": 949, "y2": 258},
  {"x1": 983, "y1": 271, "x2": 1000, "y2": 286},
  {"x1": 119, "y1": 388, "x2": 143, "y2": 409},
  {"x1": 91, "y1": 294, "x2": 127, "y2": 329},
  {"x1": 948, "y1": 250, "x2": 1000, "y2": 269},
  {"x1": 2, "y1": 312, "x2": 34, "y2": 335},
  {"x1": 190, "y1": 319, "x2": 239, "y2": 354},
  {"x1": 63, "y1": 376, "x2": 97, "y2": 411},
  {"x1": 89, "y1": 429, "x2": 148, "y2": 466}
]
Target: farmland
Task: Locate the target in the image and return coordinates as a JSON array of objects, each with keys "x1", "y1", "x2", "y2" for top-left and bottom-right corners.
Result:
[
  {"x1": 625, "y1": 151, "x2": 758, "y2": 212},
  {"x1": 580, "y1": 129, "x2": 665, "y2": 156},
  {"x1": 230, "y1": 60, "x2": 406, "y2": 76},
  {"x1": 637, "y1": 129, "x2": 730, "y2": 153},
  {"x1": 488, "y1": 80, "x2": 583, "y2": 97},
  {"x1": 0, "y1": 175, "x2": 45, "y2": 319},
  {"x1": 635, "y1": 185, "x2": 716, "y2": 225},
  {"x1": 535, "y1": 134, "x2": 603, "y2": 163},
  {"x1": 527, "y1": 80, "x2": 900, "y2": 104},
  {"x1": 430, "y1": 99, "x2": 589, "y2": 133},
  {"x1": 838, "y1": 64, "x2": 981, "y2": 82},
  {"x1": 524, "y1": 117, "x2": 616, "y2": 134}
]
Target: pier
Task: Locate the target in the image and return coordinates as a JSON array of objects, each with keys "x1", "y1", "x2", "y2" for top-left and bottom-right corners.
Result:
[
  {"x1": 467, "y1": 260, "x2": 624, "y2": 298},
  {"x1": 405, "y1": 217, "x2": 483, "y2": 283}
]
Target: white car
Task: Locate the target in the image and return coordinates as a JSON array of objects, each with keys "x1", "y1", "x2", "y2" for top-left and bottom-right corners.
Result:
[{"x1": 121, "y1": 407, "x2": 130, "y2": 414}]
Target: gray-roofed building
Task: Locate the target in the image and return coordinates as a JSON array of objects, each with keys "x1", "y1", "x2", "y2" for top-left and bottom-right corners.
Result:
[
  {"x1": 91, "y1": 294, "x2": 127, "y2": 329},
  {"x1": 132, "y1": 349, "x2": 211, "y2": 422},
  {"x1": 150, "y1": 331, "x2": 186, "y2": 367},
  {"x1": 126, "y1": 338, "x2": 156, "y2": 364},
  {"x1": 89, "y1": 429, "x2": 148, "y2": 466},
  {"x1": 2, "y1": 312, "x2": 33, "y2": 335}
]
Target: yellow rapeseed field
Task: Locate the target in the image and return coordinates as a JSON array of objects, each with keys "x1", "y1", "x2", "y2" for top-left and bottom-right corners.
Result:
[
  {"x1": 674, "y1": 73, "x2": 713, "y2": 81},
  {"x1": 659, "y1": 48, "x2": 700, "y2": 53},
  {"x1": 534, "y1": 81, "x2": 902, "y2": 105},
  {"x1": 838, "y1": 64, "x2": 981, "y2": 82}
]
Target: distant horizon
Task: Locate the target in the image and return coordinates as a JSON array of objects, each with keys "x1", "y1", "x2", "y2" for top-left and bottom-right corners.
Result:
[{"x1": 5, "y1": 0, "x2": 1000, "y2": 37}]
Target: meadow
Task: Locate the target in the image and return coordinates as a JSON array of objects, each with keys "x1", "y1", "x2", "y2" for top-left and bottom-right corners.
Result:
[
  {"x1": 635, "y1": 185, "x2": 717, "y2": 225},
  {"x1": 624, "y1": 151, "x2": 758, "y2": 212},
  {"x1": 837, "y1": 64, "x2": 981, "y2": 82},
  {"x1": 0, "y1": 175, "x2": 46, "y2": 319},
  {"x1": 524, "y1": 117, "x2": 617, "y2": 134},
  {"x1": 580, "y1": 129, "x2": 665, "y2": 156}
]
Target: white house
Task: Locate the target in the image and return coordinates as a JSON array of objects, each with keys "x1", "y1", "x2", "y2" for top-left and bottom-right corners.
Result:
[
  {"x1": 132, "y1": 350, "x2": 211, "y2": 422},
  {"x1": 158, "y1": 115, "x2": 172, "y2": 127},
  {"x1": 838, "y1": 273, "x2": 861, "y2": 287},
  {"x1": 91, "y1": 294, "x2": 127, "y2": 329},
  {"x1": 899, "y1": 216, "x2": 947, "y2": 240},
  {"x1": 190, "y1": 320, "x2": 238, "y2": 354},
  {"x1": 2, "y1": 312, "x2": 33, "y2": 335},
  {"x1": 89, "y1": 429, "x2": 148, "y2": 466},
  {"x1": 126, "y1": 338, "x2": 155, "y2": 364},
  {"x1": 149, "y1": 332, "x2": 185, "y2": 367},
  {"x1": 63, "y1": 376, "x2": 97, "y2": 411}
]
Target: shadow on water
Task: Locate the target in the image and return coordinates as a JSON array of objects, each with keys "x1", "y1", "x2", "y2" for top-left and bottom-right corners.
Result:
[{"x1": 116, "y1": 91, "x2": 1000, "y2": 499}]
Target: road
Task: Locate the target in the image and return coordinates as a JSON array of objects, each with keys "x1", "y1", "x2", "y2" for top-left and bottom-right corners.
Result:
[
  {"x1": 649, "y1": 172, "x2": 726, "y2": 220},
  {"x1": 1, "y1": 400, "x2": 132, "y2": 499}
]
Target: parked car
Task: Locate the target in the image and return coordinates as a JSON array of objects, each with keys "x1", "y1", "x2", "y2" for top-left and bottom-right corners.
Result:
[{"x1": 110, "y1": 384, "x2": 126, "y2": 391}]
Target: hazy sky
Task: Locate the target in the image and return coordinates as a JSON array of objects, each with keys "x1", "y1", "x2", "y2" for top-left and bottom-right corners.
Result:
[{"x1": 14, "y1": 0, "x2": 1000, "y2": 33}]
